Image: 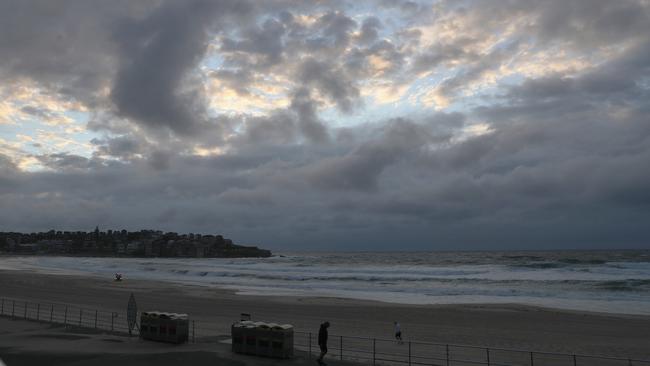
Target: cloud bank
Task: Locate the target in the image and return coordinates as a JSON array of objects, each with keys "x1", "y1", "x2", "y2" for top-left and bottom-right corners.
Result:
[{"x1": 1, "y1": 0, "x2": 649, "y2": 250}]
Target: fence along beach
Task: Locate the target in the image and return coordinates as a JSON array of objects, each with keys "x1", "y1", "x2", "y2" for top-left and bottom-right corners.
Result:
[{"x1": 1, "y1": 269, "x2": 649, "y2": 365}]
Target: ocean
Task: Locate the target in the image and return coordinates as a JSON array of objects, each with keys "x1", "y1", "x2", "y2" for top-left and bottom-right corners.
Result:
[{"x1": 2, "y1": 250, "x2": 649, "y2": 315}]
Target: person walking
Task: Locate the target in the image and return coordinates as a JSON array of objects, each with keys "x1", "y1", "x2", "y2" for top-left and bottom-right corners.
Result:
[
  {"x1": 394, "y1": 321, "x2": 403, "y2": 344},
  {"x1": 317, "y1": 321, "x2": 330, "y2": 365}
]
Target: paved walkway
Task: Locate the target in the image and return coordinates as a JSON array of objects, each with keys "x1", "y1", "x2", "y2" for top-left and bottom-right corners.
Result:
[{"x1": 0, "y1": 318, "x2": 354, "y2": 366}]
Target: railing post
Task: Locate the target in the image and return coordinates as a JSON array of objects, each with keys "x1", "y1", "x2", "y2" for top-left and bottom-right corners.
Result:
[
  {"x1": 1, "y1": 298, "x2": 4, "y2": 315},
  {"x1": 79, "y1": 308, "x2": 82, "y2": 326},
  {"x1": 340, "y1": 335, "x2": 343, "y2": 360},
  {"x1": 64, "y1": 306, "x2": 68, "y2": 325},
  {"x1": 95, "y1": 310, "x2": 98, "y2": 329},
  {"x1": 111, "y1": 312, "x2": 115, "y2": 331},
  {"x1": 192, "y1": 320, "x2": 195, "y2": 343},
  {"x1": 37, "y1": 303, "x2": 40, "y2": 321},
  {"x1": 24, "y1": 301, "x2": 27, "y2": 319},
  {"x1": 408, "y1": 341, "x2": 412, "y2": 366},
  {"x1": 309, "y1": 332, "x2": 312, "y2": 358},
  {"x1": 573, "y1": 354, "x2": 577, "y2": 366},
  {"x1": 12, "y1": 300, "x2": 16, "y2": 319},
  {"x1": 373, "y1": 338, "x2": 376, "y2": 366},
  {"x1": 486, "y1": 348, "x2": 490, "y2": 366},
  {"x1": 446, "y1": 344, "x2": 450, "y2": 366},
  {"x1": 530, "y1": 351, "x2": 534, "y2": 366},
  {"x1": 50, "y1": 304, "x2": 54, "y2": 323}
]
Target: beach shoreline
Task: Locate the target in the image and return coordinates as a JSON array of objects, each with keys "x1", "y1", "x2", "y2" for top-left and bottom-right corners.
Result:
[{"x1": 1, "y1": 269, "x2": 649, "y2": 360}]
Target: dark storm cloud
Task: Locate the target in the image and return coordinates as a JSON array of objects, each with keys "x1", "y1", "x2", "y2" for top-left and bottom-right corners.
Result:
[
  {"x1": 0, "y1": 0, "x2": 152, "y2": 105},
  {"x1": 303, "y1": 114, "x2": 463, "y2": 191},
  {"x1": 532, "y1": 0, "x2": 650, "y2": 46},
  {"x1": 110, "y1": 0, "x2": 252, "y2": 135},
  {"x1": 2, "y1": 0, "x2": 650, "y2": 250}
]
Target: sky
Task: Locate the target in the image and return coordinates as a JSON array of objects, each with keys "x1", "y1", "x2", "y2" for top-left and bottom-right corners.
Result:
[{"x1": 1, "y1": 0, "x2": 649, "y2": 251}]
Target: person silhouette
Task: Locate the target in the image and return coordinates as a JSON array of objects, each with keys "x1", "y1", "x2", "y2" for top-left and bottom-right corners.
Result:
[
  {"x1": 317, "y1": 321, "x2": 330, "y2": 365},
  {"x1": 394, "y1": 321, "x2": 403, "y2": 344}
]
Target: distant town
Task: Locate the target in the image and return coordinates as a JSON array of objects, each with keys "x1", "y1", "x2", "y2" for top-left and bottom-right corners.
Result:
[{"x1": 0, "y1": 228, "x2": 272, "y2": 258}]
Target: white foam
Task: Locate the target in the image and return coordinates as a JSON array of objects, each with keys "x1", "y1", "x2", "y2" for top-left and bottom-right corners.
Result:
[{"x1": 4, "y1": 254, "x2": 649, "y2": 315}]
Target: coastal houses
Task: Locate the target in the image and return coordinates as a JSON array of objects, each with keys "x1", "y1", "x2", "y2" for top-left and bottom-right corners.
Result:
[{"x1": 0, "y1": 229, "x2": 271, "y2": 258}]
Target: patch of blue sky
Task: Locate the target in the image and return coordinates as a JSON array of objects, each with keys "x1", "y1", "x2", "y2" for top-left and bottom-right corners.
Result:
[
  {"x1": 320, "y1": 92, "x2": 434, "y2": 129},
  {"x1": 9, "y1": 110, "x2": 96, "y2": 159},
  {"x1": 4, "y1": 115, "x2": 41, "y2": 142},
  {"x1": 201, "y1": 53, "x2": 225, "y2": 71},
  {"x1": 63, "y1": 114, "x2": 98, "y2": 158}
]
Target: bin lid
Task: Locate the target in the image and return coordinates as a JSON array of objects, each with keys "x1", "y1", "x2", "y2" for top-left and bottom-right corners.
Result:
[
  {"x1": 255, "y1": 322, "x2": 271, "y2": 329},
  {"x1": 142, "y1": 311, "x2": 188, "y2": 320},
  {"x1": 272, "y1": 324, "x2": 294, "y2": 330}
]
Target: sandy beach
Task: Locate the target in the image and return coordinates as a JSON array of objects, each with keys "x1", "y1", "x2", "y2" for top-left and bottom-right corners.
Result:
[{"x1": 1, "y1": 269, "x2": 649, "y2": 362}]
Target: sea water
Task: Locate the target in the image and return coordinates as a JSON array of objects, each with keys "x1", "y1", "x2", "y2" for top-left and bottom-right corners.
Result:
[{"x1": 2, "y1": 250, "x2": 649, "y2": 315}]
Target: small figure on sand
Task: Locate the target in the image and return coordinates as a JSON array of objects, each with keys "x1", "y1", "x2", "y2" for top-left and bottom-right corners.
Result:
[
  {"x1": 114, "y1": 273, "x2": 123, "y2": 281},
  {"x1": 317, "y1": 321, "x2": 330, "y2": 365},
  {"x1": 394, "y1": 321, "x2": 403, "y2": 344}
]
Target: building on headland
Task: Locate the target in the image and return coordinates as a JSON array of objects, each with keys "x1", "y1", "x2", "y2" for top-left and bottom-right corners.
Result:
[{"x1": 0, "y1": 229, "x2": 271, "y2": 258}]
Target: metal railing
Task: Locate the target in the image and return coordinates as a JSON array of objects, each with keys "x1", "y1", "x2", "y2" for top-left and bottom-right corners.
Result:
[
  {"x1": 292, "y1": 332, "x2": 650, "y2": 366},
  {"x1": 1, "y1": 297, "x2": 648, "y2": 366},
  {"x1": 0, "y1": 297, "x2": 133, "y2": 335}
]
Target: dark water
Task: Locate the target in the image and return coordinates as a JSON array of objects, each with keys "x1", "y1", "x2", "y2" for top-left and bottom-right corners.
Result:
[{"x1": 6, "y1": 249, "x2": 650, "y2": 315}]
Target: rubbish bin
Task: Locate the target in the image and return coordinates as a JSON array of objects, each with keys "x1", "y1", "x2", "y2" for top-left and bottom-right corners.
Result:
[
  {"x1": 231, "y1": 320, "x2": 293, "y2": 358},
  {"x1": 271, "y1": 324, "x2": 294, "y2": 358},
  {"x1": 140, "y1": 311, "x2": 189, "y2": 344}
]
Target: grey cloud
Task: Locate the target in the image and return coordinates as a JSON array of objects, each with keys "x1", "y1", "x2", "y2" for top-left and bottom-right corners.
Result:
[
  {"x1": 34, "y1": 153, "x2": 94, "y2": 171},
  {"x1": 92, "y1": 136, "x2": 143, "y2": 160},
  {"x1": 210, "y1": 69, "x2": 254, "y2": 95},
  {"x1": 314, "y1": 11, "x2": 357, "y2": 49},
  {"x1": 407, "y1": 0, "x2": 650, "y2": 104},
  {"x1": 299, "y1": 58, "x2": 360, "y2": 113},
  {"x1": 148, "y1": 150, "x2": 173, "y2": 171},
  {"x1": 20, "y1": 106, "x2": 54, "y2": 120},
  {"x1": 290, "y1": 88, "x2": 329, "y2": 143},
  {"x1": 218, "y1": 188, "x2": 275, "y2": 206},
  {"x1": 230, "y1": 91, "x2": 328, "y2": 146},
  {"x1": 2, "y1": 0, "x2": 650, "y2": 250},
  {"x1": 533, "y1": 0, "x2": 650, "y2": 47},
  {"x1": 357, "y1": 17, "x2": 382, "y2": 44},
  {"x1": 303, "y1": 115, "x2": 462, "y2": 192},
  {"x1": 220, "y1": 17, "x2": 286, "y2": 67},
  {"x1": 0, "y1": 0, "x2": 152, "y2": 106},
  {"x1": 0, "y1": 153, "x2": 18, "y2": 176},
  {"x1": 411, "y1": 39, "x2": 480, "y2": 74},
  {"x1": 435, "y1": 41, "x2": 521, "y2": 103},
  {"x1": 507, "y1": 41, "x2": 650, "y2": 104},
  {"x1": 110, "y1": 0, "x2": 251, "y2": 135},
  {"x1": 241, "y1": 113, "x2": 299, "y2": 145}
]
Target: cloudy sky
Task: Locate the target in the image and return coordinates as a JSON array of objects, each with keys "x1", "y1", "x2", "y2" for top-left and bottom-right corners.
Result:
[{"x1": 1, "y1": 0, "x2": 649, "y2": 250}]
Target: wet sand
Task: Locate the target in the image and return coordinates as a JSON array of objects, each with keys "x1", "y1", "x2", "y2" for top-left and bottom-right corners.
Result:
[{"x1": 1, "y1": 269, "x2": 649, "y2": 361}]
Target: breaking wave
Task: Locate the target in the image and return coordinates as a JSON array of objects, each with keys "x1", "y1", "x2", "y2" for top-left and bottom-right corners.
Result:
[{"x1": 2, "y1": 249, "x2": 649, "y2": 315}]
